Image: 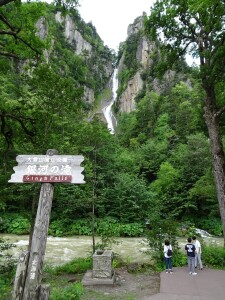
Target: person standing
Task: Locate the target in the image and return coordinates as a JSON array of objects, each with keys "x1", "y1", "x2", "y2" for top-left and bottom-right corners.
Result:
[
  {"x1": 192, "y1": 236, "x2": 203, "y2": 270},
  {"x1": 164, "y1": 240, "x2": 173, "y2": 274},
  {"x1": 185, "y1": 237, "x2": 197, "y2": 275}
]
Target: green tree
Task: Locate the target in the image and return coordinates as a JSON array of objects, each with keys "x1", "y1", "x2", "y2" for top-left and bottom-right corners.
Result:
[
  {"x1": 0, "y1": 0, "x2": 79, "y2": 58},
  {"x1": 145, "y1": 0, "x2": 225, "y2": 244},
  {"x1": 150, "y1": 161, "x2": 182, "y2": 218},
  {"x1": 138, "y1": 138, "x2": 169, "y2": 183},
  {"x1": 164, "y1": 82, "x2": 204, "y2": 141},
  {"x1": 102, "y1": 172, "x2": 153, "y2": 223}
]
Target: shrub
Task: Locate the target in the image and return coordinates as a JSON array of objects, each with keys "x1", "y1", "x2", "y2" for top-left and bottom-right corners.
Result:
[
  {"x1": 0, "y1": 277, "x2": 13, "y2": 300},
  {"x1": 196, "y1": 218, "x2": 222, "y2": 236},
  {"x1": 49, "y1": 220, "x2": 69, "y2": 237},
  {"x1": 70, "y1": 219, "x2": 92, "y2": 236},
  {"x1": 0, "y1": 237, "x2": 17, "y2": 274},
  {"x1": 50, "y1": 283, "x2": 84, "y2": 300},
  {"x1": 202, "y1": 244, "x2": 225, "y2": 269},
  {"x1": 120, "y1": 223, "x2": 144, "y2": 237},
  {"x1": 0, "y1": 238, "x2": 17, "y2": 300},
  {"x1": 0, "y1": 213, "x2": 30, "y2": 234},
  {"x1": 96, "y1": 217, "x2": 120, "y2": 237},
  {"x1": 50, "y1": 217, "x2": 151, "y2": 238},
  {"x1": 145, "y1": 219, "x2": 180, "y2": 271},
  {"x1": 49, "y1": 257, "x2": 92, "y2": 275}
]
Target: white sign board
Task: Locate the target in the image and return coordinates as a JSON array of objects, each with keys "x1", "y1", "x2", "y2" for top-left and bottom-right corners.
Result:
[{"x1": 9, "y1": 155, "x2": 85, "y2": 184}]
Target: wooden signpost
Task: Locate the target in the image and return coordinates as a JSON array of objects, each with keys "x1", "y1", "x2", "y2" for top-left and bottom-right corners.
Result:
[{"x1": 10, "y1": 149, "x2": 85, "y2": 300}]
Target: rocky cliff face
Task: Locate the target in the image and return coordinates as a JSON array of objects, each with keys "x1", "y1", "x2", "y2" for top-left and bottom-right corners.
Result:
[
  {"x1": 116, "y1": 13, "x2": 188, "y2": 114},
  {"x1": 35, "y1": 10, "x2": 113, "y2": 108},
  {"x1": 116, "y1": 14, "x2": 155, "y2": 113},
  {"x1": 55, "y1": 12, "x2": 93, "y2": 56},
  {"x1": 55, "y1": 12, "x2": 113, "y2": 106}
]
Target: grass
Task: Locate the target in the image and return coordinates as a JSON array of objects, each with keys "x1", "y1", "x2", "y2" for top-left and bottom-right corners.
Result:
[
  {"x1": 80, "y1": 290, "x2": 136, "y2": 300},
  {"x1": 2, "y1": 240, "x2": 225, "y2": 300}
]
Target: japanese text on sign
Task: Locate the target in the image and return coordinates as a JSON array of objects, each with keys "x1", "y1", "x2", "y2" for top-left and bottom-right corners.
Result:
[
  {"x1": 9, "y1": 154, "x2": 85, "y2": 184},
  {"x1": 26, "y1": 164, "x2": 72, "y2": 175}
]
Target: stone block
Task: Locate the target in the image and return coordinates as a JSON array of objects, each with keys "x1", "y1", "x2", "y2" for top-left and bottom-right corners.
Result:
[{"x1": 93, "y1": 250, "x2": 113, "y2": 279}]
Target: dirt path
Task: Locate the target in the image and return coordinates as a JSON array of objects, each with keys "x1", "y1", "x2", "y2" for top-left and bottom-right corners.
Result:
[{"x1": 82, "y1": 265, "x2": 160, "y2": 300}]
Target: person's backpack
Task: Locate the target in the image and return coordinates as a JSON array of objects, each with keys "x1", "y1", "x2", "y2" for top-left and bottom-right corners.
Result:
[{"x1": 167, "y1": 249, "x2": 172, "y2": 256}]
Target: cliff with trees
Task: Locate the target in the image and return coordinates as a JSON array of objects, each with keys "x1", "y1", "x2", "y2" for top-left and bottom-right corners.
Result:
[{"x1": 0, "y1": 0, "x2": 224, "y2": 242}]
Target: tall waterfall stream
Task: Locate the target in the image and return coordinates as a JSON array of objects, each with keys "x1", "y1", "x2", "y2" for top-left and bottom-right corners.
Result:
[{"x1": 102, "y1": 69, "x2": 118, "y2": 134}]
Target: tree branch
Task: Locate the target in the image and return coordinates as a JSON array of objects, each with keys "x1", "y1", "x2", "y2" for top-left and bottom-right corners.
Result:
[
  {"x1": 0, "y1": 29, "x2": 41, "y2": 56},
  {"x1": 215, "y1": 105, "x2": 225, "y2": 119},
  {"x1": 0, "y1": 111, "x2": 35, "y2": 137},
  {"x1": 0, "y1": 0, "x2": 14, "y2": 7},
  {"x1": 0, "y1": 50, "x2": 19, "y2": 58},
  {"x1": 0, "y1": 13, "x2": 18, "y2": 31}
]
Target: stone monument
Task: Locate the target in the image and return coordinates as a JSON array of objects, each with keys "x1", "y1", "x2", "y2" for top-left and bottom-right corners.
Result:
[{"x1": 82, "y1": 250, "x2": 115, "y2": 285}]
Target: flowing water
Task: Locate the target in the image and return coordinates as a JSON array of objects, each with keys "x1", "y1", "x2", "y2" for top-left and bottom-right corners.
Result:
[
  {"x1": 102, "y1": 69, "x2": 118, "y2": 134},
  {"x1": 1, "y1": 233, "x2": 223, "y2": 266},
  {"x1": 1, "y1": 234, "x2": 150, "y2": 266}
]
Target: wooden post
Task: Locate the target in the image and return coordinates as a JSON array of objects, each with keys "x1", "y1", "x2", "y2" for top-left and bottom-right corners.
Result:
[
  {"x1": 22, "y1": 182, "x2": 54, "y2": 299},
  {"x1": 39, "y1": 285, "x2": 50, "y2": 300},
  {"x1": 12, "y1": 251, "x2": 30, "y2": 300},
  {"x1": 22, "y1": 149, "x2": 57, "y2": 300},
  {"x1": 10, "y1": 149, "x2": 85, "y2": 299}
]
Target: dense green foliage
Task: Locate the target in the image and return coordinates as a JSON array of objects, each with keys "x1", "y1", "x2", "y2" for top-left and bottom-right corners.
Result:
[
  {"x1": 0, "y1": 238, "x2": 17, "y2": 300},
  {"x1": 1, "y1": 1, "x2": 225, "y2": 298},
  {"x1": 0, "y1": 1, "x2": 223, "y2": 240},
  {"x1": 144, "y1": 0, "x2": 225, "y2": 242},
  {"x1": 145, "y1": 223, "x2": 225, "y2": 271}
]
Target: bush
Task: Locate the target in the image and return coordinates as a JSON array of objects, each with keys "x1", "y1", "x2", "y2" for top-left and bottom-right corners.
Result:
[
  {"x1": 0, "y1": 213, "x2": 30, "y2": 234},
  {"x1": 120, "y1": 223, "x2": 144, "y2": 237},
  {"x1": 0, "y1": 238, "x2": 17, "y2": 300},
  {"x1": 145, "y1": 219, "x2": 180, "y2": 271},
  {"x1": 51, "y1": 283, "x2": 84, "y2": 300},
  {"x1": 196, "y1": 218, "x2": 222, "y2": 236},
  {"x1": 49, "y1": 217, "x2": 145, "y2": 238},
  {"x1": 0, "y1": 277, "x2": 14, "y2": 300},
  {"x1": 70, "y1": 219, "x2": 92, "y2": 236},
  {"x1": 202, "y1": 244, "x2": 225, "y2": 269},
  {"x1": 0, "y1": 237, "x2": 17, "y2": 274},
  {"x1": 96, "y1": 217, "x2": 121, "y2": 237},
  {"x1": 49, "y1": 220, "x2": 71, "y2": 237},
  {"x1": 49, "y1": 257, "x2": 92, "y2": 275}
]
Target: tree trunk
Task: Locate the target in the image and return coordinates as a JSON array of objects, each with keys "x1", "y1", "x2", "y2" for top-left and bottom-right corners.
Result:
[{"x1": 204, "y1": 95, "x2": 225, "y2": 246}]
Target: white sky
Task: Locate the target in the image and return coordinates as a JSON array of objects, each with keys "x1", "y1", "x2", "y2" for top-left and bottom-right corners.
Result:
[{"x1": 78, "y1": 0, "x2": 155, "y2": 51}]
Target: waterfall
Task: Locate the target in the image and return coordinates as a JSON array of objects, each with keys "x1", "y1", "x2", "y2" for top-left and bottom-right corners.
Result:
[{"x1": 102, "y1": 69, "x2": 118, "y2": 134}]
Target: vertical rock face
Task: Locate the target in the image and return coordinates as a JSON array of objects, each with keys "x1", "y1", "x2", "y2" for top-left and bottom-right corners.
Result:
[
  {"x1": 54, "y1": 12, "x2": 113, "y2": 105},
  {"x1": 127, "y1": 13, "x2": 146, "y2": 36},
  {"x1": 117, "y1": 13, "x2": 154, "y2": 113},
  {"x1": 36, "y1": 17, "x2": 48, "y2": 40},
  {"x1": 119, "y1": 72, "x2": 143, "y2": 113},
  {"x1": 83, "y1": 86, "x2": 95, "y2": 104},
  {"x1": 116, "y1": 13, "x2": 188, "y2": 114},
  {"x1": 55, "y1": 12, "x2": 93, "y2": 56}
]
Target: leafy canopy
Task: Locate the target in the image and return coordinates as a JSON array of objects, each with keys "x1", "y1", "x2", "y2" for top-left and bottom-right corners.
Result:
[{"x1": 145, "y1": 0, "x2": 225, "y2": 85}]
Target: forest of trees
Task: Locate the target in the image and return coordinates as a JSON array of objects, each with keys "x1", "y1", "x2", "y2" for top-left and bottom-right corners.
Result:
[{"x1": 0, "y1": 0, "x2": 225, "y2": 243}]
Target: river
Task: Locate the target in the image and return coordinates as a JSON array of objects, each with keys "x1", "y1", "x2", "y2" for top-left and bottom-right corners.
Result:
[
  {"x1": 1, "y1": 234, "x2": 223, "y2": 266},
  {"x1": 1, "y1": 234, "x2": 150, "y2": 266}
]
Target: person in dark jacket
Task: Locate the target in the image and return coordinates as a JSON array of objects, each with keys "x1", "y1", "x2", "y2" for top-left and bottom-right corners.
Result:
[{"x1": 185, "y1": 237, "x2": 197, "y2": 275}]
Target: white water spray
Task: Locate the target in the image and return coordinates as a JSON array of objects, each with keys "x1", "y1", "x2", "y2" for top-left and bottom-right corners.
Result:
[{"x1": 102, "y1": 69, "x2": 118, "y2": 134}]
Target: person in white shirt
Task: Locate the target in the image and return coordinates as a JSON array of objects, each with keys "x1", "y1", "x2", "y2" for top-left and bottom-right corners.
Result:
[
  {"x1": 192, "y1": 236, "x2": 203, "y2": 270},
  {"x1": 164, "y1": 240, "x2": 173, "y2": 274}
]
